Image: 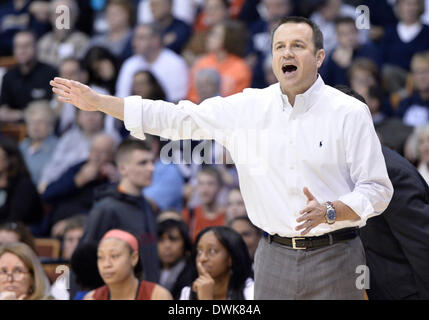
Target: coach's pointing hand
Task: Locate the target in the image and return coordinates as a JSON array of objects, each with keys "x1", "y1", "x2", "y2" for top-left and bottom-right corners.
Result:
[
  {"x1": 50, "y1": 77, "x2": 100, "y2": 111},
  {"x1": 296, "y1": 187, "x2": 327, "y2": 236}
]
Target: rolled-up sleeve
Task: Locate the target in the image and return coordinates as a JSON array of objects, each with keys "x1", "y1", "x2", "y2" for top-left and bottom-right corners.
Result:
[
  {"x1": 124, "y1": 96, "x2": 146, "y2": 140},
  {"x1": 123, "y1": 92, "x2": 247, "y2": 142},
  {"x1": 338, "y1": 105, "x2": 394, "y2": 223}
]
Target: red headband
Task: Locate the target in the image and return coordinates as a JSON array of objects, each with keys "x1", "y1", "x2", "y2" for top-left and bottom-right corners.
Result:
[{"x1": 101, "y1": 229, "x2": 138, "y2": 252}]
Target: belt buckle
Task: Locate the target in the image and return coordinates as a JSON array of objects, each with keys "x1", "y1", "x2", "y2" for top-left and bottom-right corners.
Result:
[{"x1": 292, "y1": 237, "x2": 306, "y2": 250}]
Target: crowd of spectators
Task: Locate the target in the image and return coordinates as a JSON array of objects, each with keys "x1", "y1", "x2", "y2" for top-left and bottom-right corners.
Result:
[{"x1": 0, "y1": 0, "x2": 428, "y2": 300}]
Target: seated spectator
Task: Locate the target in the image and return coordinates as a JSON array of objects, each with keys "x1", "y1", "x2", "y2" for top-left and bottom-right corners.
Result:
[
  {"x1": 0, "y1": 242, "x2": 50, "y2": 300},
  {"x1": 0, "y1": 222, "x2": 36, "y2": 251},
  {"x1": 182, "y1": 0, "x2": 230, "y2": 66},
  {"x1": 310, "y1": 0, "x2": 366, "y2": 56},
  {"x1": 195, "y1": 68, "x2": 221, "y2": 101},
  {"x1": 78, "y1": 139, "x2": 160, "y2": 283},
  {"x1": 19, "y1": 100, "x2": 58, "y2": 186},
  {"x1": 365, "y1": 0, "x2": 398, "y2": 42},
  {"x1": 84, "y1": 229, "x2": 172, "y2": 300},
  {"x1": 183, "y1": 166, "x2": 226, "y2": 242},
  {"x1": 157, "y1": 219, "x2": 193, "y2": 299},
  {"x1": 225, "y1": 188, "x2": 247, "y2": 222},
  {"x1": 131, "y1": 70, "x2": 167, "y2": 100},
  {"x1": 49, "y1": 215, "x2": 86, "y2": 300},
  {"x1": 149, "y1": 0, "x2": 191, "y2": 54},
  {"x1": 185, "y1": 161, "x2": 238, "y2": 217},
  {"x1": 0, "y1": 0, "x2": 50, "y2": 56},
  {"x1": 51, "y1": 57, "x2": 90, "y2": 135},
  {"x1": 37, "y1": 0, "x2": 89, "y2": 68},
  {"x1": 0, "y1": 30, "x2": 57, "y2": 123},
  {"x1": 348, "y1": 58, "x2": 380, "y2": 96},
  {"x1": 179, "y1": 226, "x2": 253, "y2": 300},
  {"x1": 60, "y1": 215, "x2": 87, "y2": 260},
  {"x1": 348, "y1": 58, "x2": 393, "y2": 116},
  {"x1": 321, "y1": 16, "x2": 382, "y2": 87},
  {"x1": 247, "y1": 0, "x2": 294, "y2": 88},
  {"x1": 228, "y1": 216, "x2": 262, "y2": 263},
  {"x1": 80, "y1": 47, "x2": 122, "y2": 137},
  {"x1": 126, "y1": 72, "x2": 171, "y2": 162},
  {"x1": 39, "y1": 110, "x2": 117, "y2": 192},
  {"x1": 89, "y1": 0, "x2": 134, "y2": 62},
  {"x1": 397, "y1": 51, "x2": 429, "y2": 126},
  {"x1": 43, "y1": 133, "x2": 118, "y2": 233},
  {"x1": 82, "y1": 46, "x2": 120, "y2": 95},
  {"x1": 51, "y1": 57, "x2": 120, "y2": 138},
  {"x1": 70, "y1": 241, "x2": 104, "y2": 300},
  {"x1": 138, "y1": 0, "x2": 197, "y2": 26},
  {"x1": 26, "y1": 0, "x2": 94, "y2": 36},
  {"x1": 380, "y1": 0, "x2": 429, "y2": 94},
  {"x1": 0, "y1": 137, "x2": 44, "y2": 225},
  {"x1": 144, "y1": 135, "x2": 184, "y2": 213},
  {"x1": 187, "y1": 20, "x2": 251, "y2": 103},
  {"x1": 115, "y1": 23, "x2": 189, "y2": 102}
]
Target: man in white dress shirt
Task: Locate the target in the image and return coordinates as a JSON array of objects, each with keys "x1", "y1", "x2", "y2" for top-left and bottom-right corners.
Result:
[
  {"x1": 51, "y1": 16, "x2": 393, "y2": 299},
  {"x1": 115, "y1": 23, "x2": 189, "y2": 102}
]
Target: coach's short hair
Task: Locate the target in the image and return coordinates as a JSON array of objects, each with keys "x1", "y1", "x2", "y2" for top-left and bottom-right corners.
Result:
[{"x1": 271, "y1": 16, "x2": 324, "y2": 52}]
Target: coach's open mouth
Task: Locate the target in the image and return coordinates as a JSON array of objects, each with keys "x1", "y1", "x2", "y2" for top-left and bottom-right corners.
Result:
[{"x1": 282, "y1": 64, "x2": 298, "y2": 74}]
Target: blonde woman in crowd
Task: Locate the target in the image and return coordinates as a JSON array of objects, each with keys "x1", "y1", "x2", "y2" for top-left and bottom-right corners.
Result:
[{"x1": 0, "y1": 242, "x2": 51, "y2": 300}]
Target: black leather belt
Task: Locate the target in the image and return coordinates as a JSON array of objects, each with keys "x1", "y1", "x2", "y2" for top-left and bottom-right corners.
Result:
[{"x1": 263, "y1": 227, "x2": 359, "y2": 250}]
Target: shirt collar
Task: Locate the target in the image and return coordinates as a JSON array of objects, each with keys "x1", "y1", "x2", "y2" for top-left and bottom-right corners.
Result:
[{"x1": 278, "y1": 74, "x2": 325, "y2": 114}]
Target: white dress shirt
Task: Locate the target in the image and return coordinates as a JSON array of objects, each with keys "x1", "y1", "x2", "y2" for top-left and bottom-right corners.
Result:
[
  {"x1": 115, "y1": 49, "x2": 189, "y2": 102},
  {"x1": 124, "y1": 76, "x2": 393, "y2": 237}
]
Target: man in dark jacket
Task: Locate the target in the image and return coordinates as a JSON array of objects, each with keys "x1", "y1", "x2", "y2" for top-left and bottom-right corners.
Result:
[
  {"x1": 0, "y1": 30, "x2": 57, "y2": 122},
  {"x1": 360, "y1": 145, "x2": 429, "y2": 300},
  {"x1": 79, "y1": 138, "x2": 159, "y2": 283},
  {"x1": 43, "y1": 133, "x2": 118, "y2": 236},
  {"x1": 337, "y1": 85, "x2": 429, "y2": 300}
]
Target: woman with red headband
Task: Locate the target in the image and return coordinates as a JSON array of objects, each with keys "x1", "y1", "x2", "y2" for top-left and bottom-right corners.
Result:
[{"x1": 84, "y1": 229, "x2": 172, "y2": 300}]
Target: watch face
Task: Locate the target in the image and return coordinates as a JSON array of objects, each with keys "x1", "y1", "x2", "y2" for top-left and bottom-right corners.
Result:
[{"x1": 327, "y1": 208, "x2": 336, "y2": 221}]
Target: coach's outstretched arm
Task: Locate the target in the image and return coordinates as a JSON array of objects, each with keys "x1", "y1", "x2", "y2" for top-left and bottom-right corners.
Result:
[
  {"x1": 51, "y1": 76, "x2": 252, "y2": 143},
  {"x1": 51, "y1": 77, "x2": 125, "y2": 120}
]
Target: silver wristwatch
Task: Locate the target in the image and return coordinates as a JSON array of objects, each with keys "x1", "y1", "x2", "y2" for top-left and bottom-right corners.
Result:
[{"x1": 325, "y1": 201, "x2": 337, "y2": 224}]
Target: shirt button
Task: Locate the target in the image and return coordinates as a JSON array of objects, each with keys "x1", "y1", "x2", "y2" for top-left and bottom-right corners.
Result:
[
  {"x1": 290, "y1": 165, "x2": 294, "y2": 170},
  {"x1": 289, "y1": 140, "x2": 293, "y2": 145}
]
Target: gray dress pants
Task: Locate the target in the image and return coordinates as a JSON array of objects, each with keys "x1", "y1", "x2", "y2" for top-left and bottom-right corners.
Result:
[{"x1": 254, "y1": 235, "x2": 366, "y2": 299}]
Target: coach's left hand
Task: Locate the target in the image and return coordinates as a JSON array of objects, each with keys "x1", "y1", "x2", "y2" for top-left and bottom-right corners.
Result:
[{"x1": 296, "y1": 187, "x2": 327, "y2": 236}]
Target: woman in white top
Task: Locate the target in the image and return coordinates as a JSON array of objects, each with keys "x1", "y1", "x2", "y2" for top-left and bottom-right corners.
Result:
[{"x1": 179, "y1": 226, "x2": 254, "y2": 300}]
